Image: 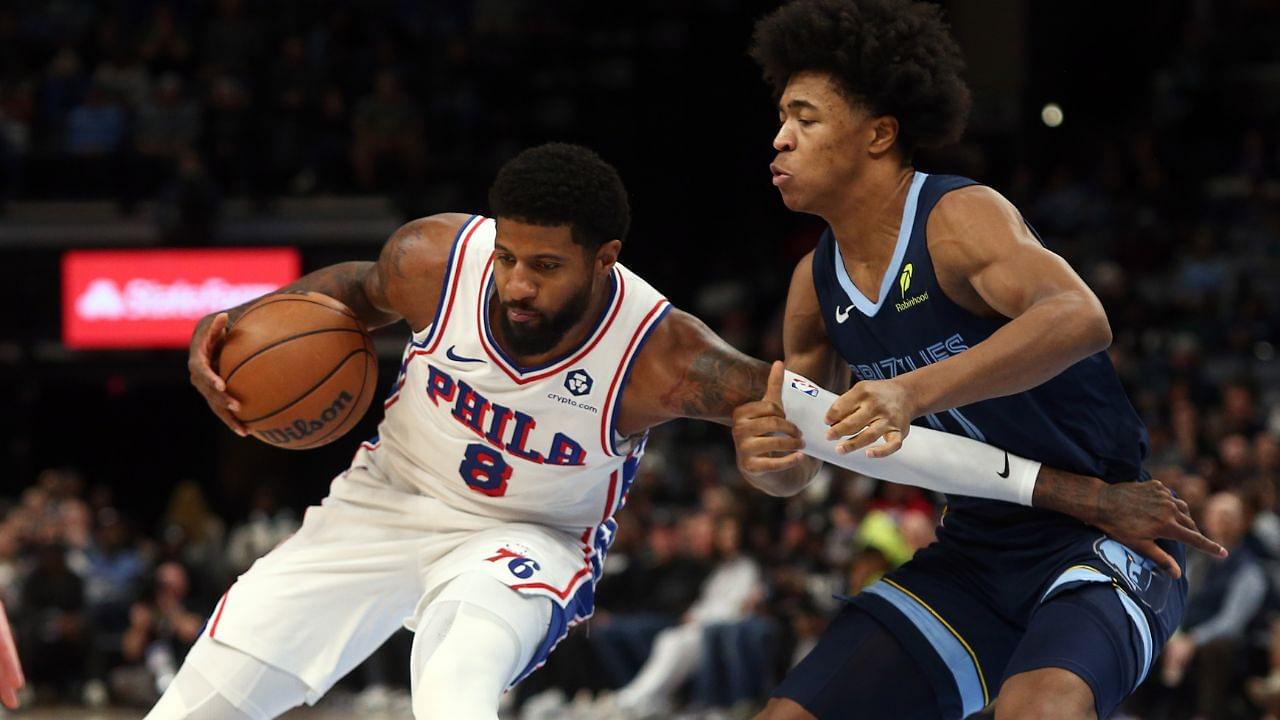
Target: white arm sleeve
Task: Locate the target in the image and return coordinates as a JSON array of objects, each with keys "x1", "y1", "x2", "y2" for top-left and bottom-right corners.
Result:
[{"x1": 782, "y1": 371, "x2": 1040, "y2": 506}]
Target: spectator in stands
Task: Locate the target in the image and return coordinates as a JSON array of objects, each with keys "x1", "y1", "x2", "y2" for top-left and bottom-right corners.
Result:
[
  {"x1": 263, "y1": 35, "x2": 318, "y2": 195},
  {"x1": 350, "y1": 69, "x2": 424, "y2": 190},
  {"x1": 202, "y1": 74, "x2": 254, "y2": 195},
  {"x1": 225, "y1": 483, "x2": 298, "y2": 576},
  {"x1": 60, "y1": 498, "x2": 93, "y2": 565},
  {"x1": 40, "y1": 46, "x2": 89, "y2": 134},
  {"x1": 17, "y1": 541, "x2": 87, "y2": 700},
  {"x1": 79, "y1": 509, "x2": 147, "y2": 633},
  {"x1": 158, "y1": 480, "x2": 226, "y2": 610},
  {"x1": 111, "y1": 562, "x2": 203, "y2": 705},
  {"x1": 610, "y1": 514, "x2": 763, "y2": 718},
  {"x1": 0, "y1": 524, "x2": 21, "y2": 613},
  {"x1": 201, "y1": 0, "x2": 262, "y2": 76},
  {"x1": 0, "y1": 80, "x2": 33, "y2": 202},
  {"x1": 156, "y1": 147, "x2": 221, "y2": 245},
  {"x1": 138, "y1": 3, "x2": 193, "y2": 76},
  {"x1": 134, "y1": 73, "x2": 200, "y2": 159},
  {"x1": 1246, "y1": 619, "x2": 1280, "y2": 718},
  {"x1": 591, "y1": 512, "x2": 711, "y2": 688},
  {"x1": 301, "y1": 85, "x2": 352, "y2": 193},
  {"x1": 64, "y1": 84, "x2": 126, "y2": 156},
  {"x1": 1158, "y1": 492, "x2": 1269, "y2": 720},
  {"x1": 694, "y1": 518, "x2": 780, "y2": 711},
  {"x1": 93, "y1": 47, "x2": 150, "y2": 111}
]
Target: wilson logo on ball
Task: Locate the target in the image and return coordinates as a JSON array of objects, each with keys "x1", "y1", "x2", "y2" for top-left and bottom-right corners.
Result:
[{"x1": 256, "y1": 390, "x2": 355, "y2": 445}]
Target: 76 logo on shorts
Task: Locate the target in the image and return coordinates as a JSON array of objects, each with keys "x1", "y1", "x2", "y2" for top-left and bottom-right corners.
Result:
[{"x1": 485, "y1": 546, "x2": 541, "y2": 580}]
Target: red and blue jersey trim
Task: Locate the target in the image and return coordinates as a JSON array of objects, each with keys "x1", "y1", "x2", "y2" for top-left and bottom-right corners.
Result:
[
  {"x1": 477, "y1": 259, "x2": 625, "y2": 384},
  {"x1": 509, "y1": 443, "x2": 645, "y2": 686},
  {"x1": 420, "y1": 214, "x2": 487, "y2": 353},
  {"x1": 600, "y1": 299, "x2": 672, "y2": 456},
  {"x1": 383, "y1": 215, "x2": 487, "y2": 410}
]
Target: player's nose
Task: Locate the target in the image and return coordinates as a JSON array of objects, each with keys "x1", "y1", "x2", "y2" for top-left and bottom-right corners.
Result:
[
  {"x1": 505, "y1": 266, "x2": 538, "y2": 300},
  {"x1": 773, "y1": 124, "x2": 795, "y2": 152}
]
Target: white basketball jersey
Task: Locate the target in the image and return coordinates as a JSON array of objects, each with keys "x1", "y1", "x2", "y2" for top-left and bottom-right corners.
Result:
[{"x1": 351, "y1": 215, "x2": 671, "y2": 536}]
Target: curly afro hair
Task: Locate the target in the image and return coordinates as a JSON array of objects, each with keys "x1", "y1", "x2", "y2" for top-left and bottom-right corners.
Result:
[
  {"x1": 489, "y1": 142, "x2": 631, "y2": 250},
  {"x1": 750, "y1": 0, "x2": 971, "y2": 155}
]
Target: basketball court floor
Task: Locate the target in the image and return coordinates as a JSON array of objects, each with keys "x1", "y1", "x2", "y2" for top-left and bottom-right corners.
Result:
[{"x1": 1, "y1": 688, "x2": 417, "y2": 719}]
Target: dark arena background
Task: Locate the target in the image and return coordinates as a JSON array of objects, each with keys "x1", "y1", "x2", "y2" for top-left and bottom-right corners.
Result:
[{"x1": 1, "y1": 1, "x2": 1279, "y2": 718}]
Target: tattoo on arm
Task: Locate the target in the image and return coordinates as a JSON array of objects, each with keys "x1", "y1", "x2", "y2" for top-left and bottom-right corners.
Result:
[
  {"x1": 1030, "y1": 466, "x2": 1104, "y2": 524},
  {"x1": 274, "y1": 261, "x2": 397, "y2": 329},
  {"x1": 660, "y1": 346, "x2": 768, "y2": 425}
]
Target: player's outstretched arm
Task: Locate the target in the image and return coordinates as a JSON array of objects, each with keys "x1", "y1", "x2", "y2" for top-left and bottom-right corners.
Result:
[
  {"x1": 618, "y1": 308, "x2": 768, "y2": 428},
  {"x1": 615, "y1": 307, "x2": 816, "y2": 497},
  {"x1": 1032, "y1": 469, "x2": 1227, "y2": 577},
  {"x1": 186, "y1": 213, "x2": 468, "y2": 434},
  {"x1": 783, "y1": 369, "x2": 1226, "y2": 576}
]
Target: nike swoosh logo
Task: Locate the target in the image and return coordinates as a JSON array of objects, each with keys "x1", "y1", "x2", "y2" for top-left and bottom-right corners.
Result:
[
  {"x1": 997, "y1": 451, "x2": 1010, "y2": 478},
  {"x1": 446, "y1": 345, "x2": 485, "y2": 364},
  {"x1": 834, "y1": 304, "x2": 855, "y2": 324}
]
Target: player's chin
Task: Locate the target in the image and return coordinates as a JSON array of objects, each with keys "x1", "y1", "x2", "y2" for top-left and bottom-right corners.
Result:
[{"x1": 776, "y1": 186, "x2": 808, "y2": 211}]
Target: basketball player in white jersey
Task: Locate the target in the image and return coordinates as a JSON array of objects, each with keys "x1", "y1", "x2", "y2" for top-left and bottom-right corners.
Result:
[{"x1": 158, "y1": 143, "x2": 1216, "y2": 720}]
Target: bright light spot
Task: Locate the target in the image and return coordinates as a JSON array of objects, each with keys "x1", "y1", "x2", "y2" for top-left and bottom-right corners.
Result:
[{"x1": 1041, "y1": 103, "x2": 1064, "y2": 128}]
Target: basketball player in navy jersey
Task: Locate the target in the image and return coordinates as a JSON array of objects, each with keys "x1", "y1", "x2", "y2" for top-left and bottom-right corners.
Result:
[{"x1": 732, "y1": 1, "x2": 1212, "y2": 719}]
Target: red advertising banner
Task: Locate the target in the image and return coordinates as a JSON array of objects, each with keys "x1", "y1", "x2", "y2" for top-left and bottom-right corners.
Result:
[{"x1": 62, "y1": 248, "x2": 302, "y2": 349}]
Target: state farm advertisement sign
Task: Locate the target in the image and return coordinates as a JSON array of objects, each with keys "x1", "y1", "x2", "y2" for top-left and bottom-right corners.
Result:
[{"x1": 62, "y1": 248, "x2": 301, "y2": 349}]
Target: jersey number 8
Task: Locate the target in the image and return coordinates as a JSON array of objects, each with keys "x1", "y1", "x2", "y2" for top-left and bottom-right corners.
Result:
[{"x1": 459, "y1": 443, "x2": 512, "y2": 497}]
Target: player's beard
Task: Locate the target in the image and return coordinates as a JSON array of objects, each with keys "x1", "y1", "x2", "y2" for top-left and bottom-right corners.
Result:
[{"x1": 498, "y1": 280, "x2": 593, "y2": 357}]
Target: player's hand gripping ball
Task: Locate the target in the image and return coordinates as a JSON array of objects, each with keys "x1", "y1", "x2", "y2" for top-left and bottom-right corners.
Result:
[{"x1": 216, "y1": 292, "x2": 378, "y2": 449}]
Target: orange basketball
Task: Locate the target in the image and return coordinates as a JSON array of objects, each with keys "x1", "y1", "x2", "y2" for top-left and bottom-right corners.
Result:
[{"x1": 218, "y1": 292, "x2": 377, "y2": 450}]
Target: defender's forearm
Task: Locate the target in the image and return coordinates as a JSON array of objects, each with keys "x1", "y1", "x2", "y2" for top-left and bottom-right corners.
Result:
[{"x1": 1029, "y1": 466, "x2": 1107, "y2": 525}]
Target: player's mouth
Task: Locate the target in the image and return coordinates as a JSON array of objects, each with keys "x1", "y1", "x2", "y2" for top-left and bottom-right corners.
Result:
[
  {"x1": 506, "y1": 307, "x2": 541, "y2": 324},
  {"x1": 770, "y1": 164, "x2": 792, "y2": 186}
]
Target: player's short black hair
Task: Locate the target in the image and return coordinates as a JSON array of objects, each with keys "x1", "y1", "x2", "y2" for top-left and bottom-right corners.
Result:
[
  {"x1": 489, "y1": 142, "x2": 631, "y2": 250},
  {"x1": 750, "y1": 0, "x2": 971, "y2": 155}
]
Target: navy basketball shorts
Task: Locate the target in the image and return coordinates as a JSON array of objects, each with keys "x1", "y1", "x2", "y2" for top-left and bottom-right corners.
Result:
[{"x1": 774, "y1": 535, "x2": 1187, "y2": 719}]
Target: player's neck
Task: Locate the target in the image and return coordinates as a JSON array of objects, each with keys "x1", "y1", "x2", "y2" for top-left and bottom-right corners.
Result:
[
  {"x1": 823, "y1": 164, "x2": 915, "y2": 262},
  {"x1": 491, "y1": 280, "x2": 613, "y2": 368}
]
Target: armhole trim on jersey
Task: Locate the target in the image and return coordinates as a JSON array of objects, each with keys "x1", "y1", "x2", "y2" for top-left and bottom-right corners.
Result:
[
  {"x1": 600, "y1": 299, "x2": 672, "y2": 456},
  {"x1": 418, "y1": 214, "x2": 485, "y2": 353}
]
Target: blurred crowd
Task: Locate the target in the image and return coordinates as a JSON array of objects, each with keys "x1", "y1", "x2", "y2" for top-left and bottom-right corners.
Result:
[
  {"x1": 1, "y1": 0, "x2": 1280, "y2": 719},
  {"x1": 0, "y1": 0, "x2": 706, "y2": 223},
  {"x1": 0, "y1": 469, "x2": 299, "y2": 710}
]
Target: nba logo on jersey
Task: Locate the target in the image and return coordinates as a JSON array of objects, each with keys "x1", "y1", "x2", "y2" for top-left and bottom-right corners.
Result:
[
  {"x1": 565, "y1": 369, "x2": 593, "y2": 397},
  {"x1": 790, "y1": 378, "x2": 820, "y2": 398}
]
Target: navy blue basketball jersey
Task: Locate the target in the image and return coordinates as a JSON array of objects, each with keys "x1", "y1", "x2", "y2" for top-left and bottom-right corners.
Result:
[{"x1": 811, "y1": 172, "x2": 1149, "y2": 550}]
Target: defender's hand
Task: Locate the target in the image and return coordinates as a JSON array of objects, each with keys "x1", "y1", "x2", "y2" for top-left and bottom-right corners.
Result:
[
  {"x1": 0, "y1": 601, "x2": 24, "y2": 709},
  {"x1": 187, "y1": 312, "x2": 248, "y2": 436},
  {"x1": 732, "y1": 362, "x2": 805, "y2": 477},
  {"x1": 824, "y1": 379, "x2": 913, "y2": 458},
  {"x1": 1095, "y1": 480, "x2": 1226, "y2": 579}
]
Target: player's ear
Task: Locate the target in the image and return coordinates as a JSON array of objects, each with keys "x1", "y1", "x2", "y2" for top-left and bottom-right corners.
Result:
[
  {"x1": 868, "y1": 115, "x2": 899, "y2": 156},
  {"x1": 594, "y1": 239, "x2": 622, "y2": 274}
]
